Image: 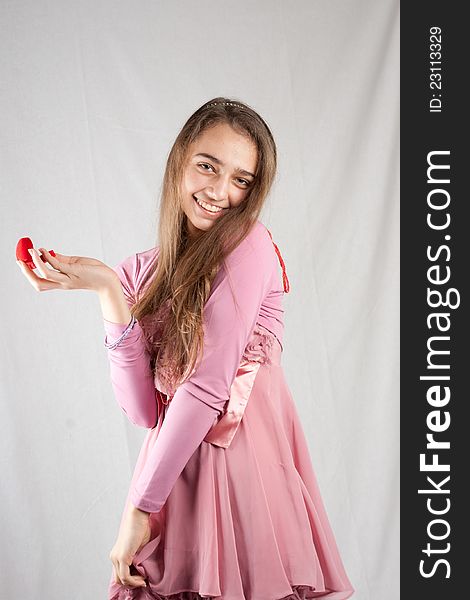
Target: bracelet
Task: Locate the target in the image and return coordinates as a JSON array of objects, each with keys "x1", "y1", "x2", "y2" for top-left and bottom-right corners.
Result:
[{"x1": 104, "y1": 315, "x2": 137, "y2": 350}]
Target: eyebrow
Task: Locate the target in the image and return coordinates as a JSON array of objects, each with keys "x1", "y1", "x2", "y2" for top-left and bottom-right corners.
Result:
[{"x1": 193, "y1": 153, "x2": 256, "y2": 178}]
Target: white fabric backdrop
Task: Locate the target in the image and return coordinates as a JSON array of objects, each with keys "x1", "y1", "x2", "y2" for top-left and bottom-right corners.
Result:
[{"x1": 0, "y1": 1, "x2": 399, "y2": 598}]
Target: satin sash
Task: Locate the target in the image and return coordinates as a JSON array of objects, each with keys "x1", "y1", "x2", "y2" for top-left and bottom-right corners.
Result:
[
  {"x1": 154, "y1": 358, "x2": 261, "y2": 449},
  {"x1": 203, "y1": 358, "x2": 262, "y2": 448},
  {"x1": 154, "y1": 323, "x2": 281, "y2": 449}
]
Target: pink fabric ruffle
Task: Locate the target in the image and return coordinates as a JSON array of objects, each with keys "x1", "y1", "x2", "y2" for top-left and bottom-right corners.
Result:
[
  {"x1": 151, "y1": 323, "x2": 279, "y2": 397},
  {"x1": 241, "y1": 323, "x2": 276, "y2": 366},
  {"x1": 110, "y1": 582, "x2": 349, "y2": 600}
]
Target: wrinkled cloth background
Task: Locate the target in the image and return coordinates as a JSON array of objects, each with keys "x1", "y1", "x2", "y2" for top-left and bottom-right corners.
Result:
[{"x1": 0, "y1": 1, "x2": 399, "y2": 598}]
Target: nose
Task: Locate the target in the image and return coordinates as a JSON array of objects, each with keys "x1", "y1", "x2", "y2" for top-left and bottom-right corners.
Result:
[{"x1": 206, "y1": 174, "x2": 230, "y2": 203}]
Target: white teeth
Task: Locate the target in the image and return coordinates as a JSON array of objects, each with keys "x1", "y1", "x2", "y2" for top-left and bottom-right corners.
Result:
[{"x1": 194, "y1": 196, "x2": 223, "y2": 213}]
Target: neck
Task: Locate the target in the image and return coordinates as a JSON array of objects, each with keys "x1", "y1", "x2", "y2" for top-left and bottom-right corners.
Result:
[{"x1": 185, "y1": 218, "x2": 203, "y2": 241}]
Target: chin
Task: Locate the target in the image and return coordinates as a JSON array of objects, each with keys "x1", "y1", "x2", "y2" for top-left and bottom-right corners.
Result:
[
  {"x1": 185, "y1": 217, "x2": 209, "y2": 237},
  {"x1": 195, "y1": 219, "x2": 214, "y2": 231}
]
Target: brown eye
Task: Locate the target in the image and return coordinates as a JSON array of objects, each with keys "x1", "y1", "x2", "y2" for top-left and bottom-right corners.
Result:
[{"x1": 198, "y1": 162, "x2": 215, "y2": 172}]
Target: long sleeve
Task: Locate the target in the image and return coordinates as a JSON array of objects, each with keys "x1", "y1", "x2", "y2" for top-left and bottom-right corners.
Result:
[
  {"x1": 129, "y1": 221, "x2": 277, "y2": 513},
  {"x1": 104, "y1": 252, "x2": 158, "y2": 429}
]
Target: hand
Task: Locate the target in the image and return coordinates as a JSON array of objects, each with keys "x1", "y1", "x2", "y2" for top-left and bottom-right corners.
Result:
[
  {"x1": 16, "y1": 246, "x2": 119, "y2": 294},
  {"x1": 109, "y1": 504, "x2": 152, "y2": 589}
]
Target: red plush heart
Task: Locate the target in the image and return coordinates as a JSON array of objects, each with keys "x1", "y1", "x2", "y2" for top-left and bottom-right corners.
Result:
[{"x1": 16, "y1": 237, "x2": 56, "y2": 270}]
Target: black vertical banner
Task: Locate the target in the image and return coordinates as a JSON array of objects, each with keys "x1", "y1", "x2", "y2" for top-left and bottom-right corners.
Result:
[{"x1": 401, "y1": 2, "x2": 467, "y2": 597}]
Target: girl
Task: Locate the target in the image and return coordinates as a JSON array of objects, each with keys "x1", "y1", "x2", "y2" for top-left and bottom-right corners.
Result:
[{"x1": 17, "y1": 98, "x2": 354, "y2": 599}]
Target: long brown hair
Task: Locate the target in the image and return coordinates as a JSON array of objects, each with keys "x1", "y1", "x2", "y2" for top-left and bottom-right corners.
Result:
[{"x1": 132, "y1": 97, "x2": 277, "y2": 394}]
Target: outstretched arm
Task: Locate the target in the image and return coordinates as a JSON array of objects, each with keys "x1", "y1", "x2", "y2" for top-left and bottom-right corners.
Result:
[{"x1": 128, "y1": 222, "x2": 277, "y2": 513}]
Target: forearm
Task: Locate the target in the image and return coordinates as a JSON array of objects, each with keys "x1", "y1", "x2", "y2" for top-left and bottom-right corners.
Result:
[
  {"x1": 100, "y1": 279, "x2": 158, "y2": 429},
  {"x1": 98, "y1": 276, "x2": 132, "y2": 324},
  {"x1": 129, "y1": 389, "x2": 219, "y2": 513}
]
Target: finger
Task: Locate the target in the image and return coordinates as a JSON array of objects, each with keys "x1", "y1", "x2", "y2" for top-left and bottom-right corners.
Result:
[
  {"x1": 118, "y1": 560, "x2": 146, "y2": 588},
  {"x1": 38, "y1": 248, "x2": 74, "y2": 267},
  {"x1": 29, "y1": 248, "x2": 70, "y2": 284},
  {"x1": 36, "y1": 248, "x2": 72, "y2": 277},
  {"x1": 40, "y1": 248, "x2": 100, "y2": 267},
  {"x1": 16, "y1": 258, "x2": 63, "y2": 291},
  {"x1": 111, "y1": 562, "x2": 122, "y2": 585},
  {"x1": 28, "y1": 248, "x2": 53, "y2": 278}
]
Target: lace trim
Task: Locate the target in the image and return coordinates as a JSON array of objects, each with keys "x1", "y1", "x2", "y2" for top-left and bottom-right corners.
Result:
[
  {"x1": 154, "y1": 324, "x2": 278, "y2": 395},
  {"x1": 151, "y1": 322, "x2": 279, "y2": 398}
]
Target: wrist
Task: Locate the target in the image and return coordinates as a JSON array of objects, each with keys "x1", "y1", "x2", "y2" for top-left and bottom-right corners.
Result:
[
  {"x1": 129, "y1": 502, "x2": 151, "y2": 518},
  {"x1": 98, "y1": 277, "x2": 132, "y2": 324},
  {"x1": 96, "y1": 273, "x2": 121, "y2": 297}
]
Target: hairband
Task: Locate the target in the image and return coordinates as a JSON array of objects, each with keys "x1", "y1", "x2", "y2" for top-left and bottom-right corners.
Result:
[{"x1": 205, "y1": 101, "x2": 246, "y2": 109}]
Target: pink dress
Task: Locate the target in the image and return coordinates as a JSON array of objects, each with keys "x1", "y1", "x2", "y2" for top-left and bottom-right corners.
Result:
[{"x1": 104, "y1": 220, "x2": 354, "y2": 600}]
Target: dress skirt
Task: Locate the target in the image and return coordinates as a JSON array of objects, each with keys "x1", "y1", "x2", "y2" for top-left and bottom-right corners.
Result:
[{"x1": 108, "y1": 324, "x2": 354, "y2": 600}]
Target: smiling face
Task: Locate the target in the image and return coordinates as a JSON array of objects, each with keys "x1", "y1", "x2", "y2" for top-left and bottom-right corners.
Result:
[{"x1": 180, "y1": 122, "x2": 258, "y2": 238}]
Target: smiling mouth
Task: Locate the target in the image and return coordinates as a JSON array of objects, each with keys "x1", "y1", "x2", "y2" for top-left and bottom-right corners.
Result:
[{"x1": 193, "y1": 195, "x2": 225, "y2": 214}]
